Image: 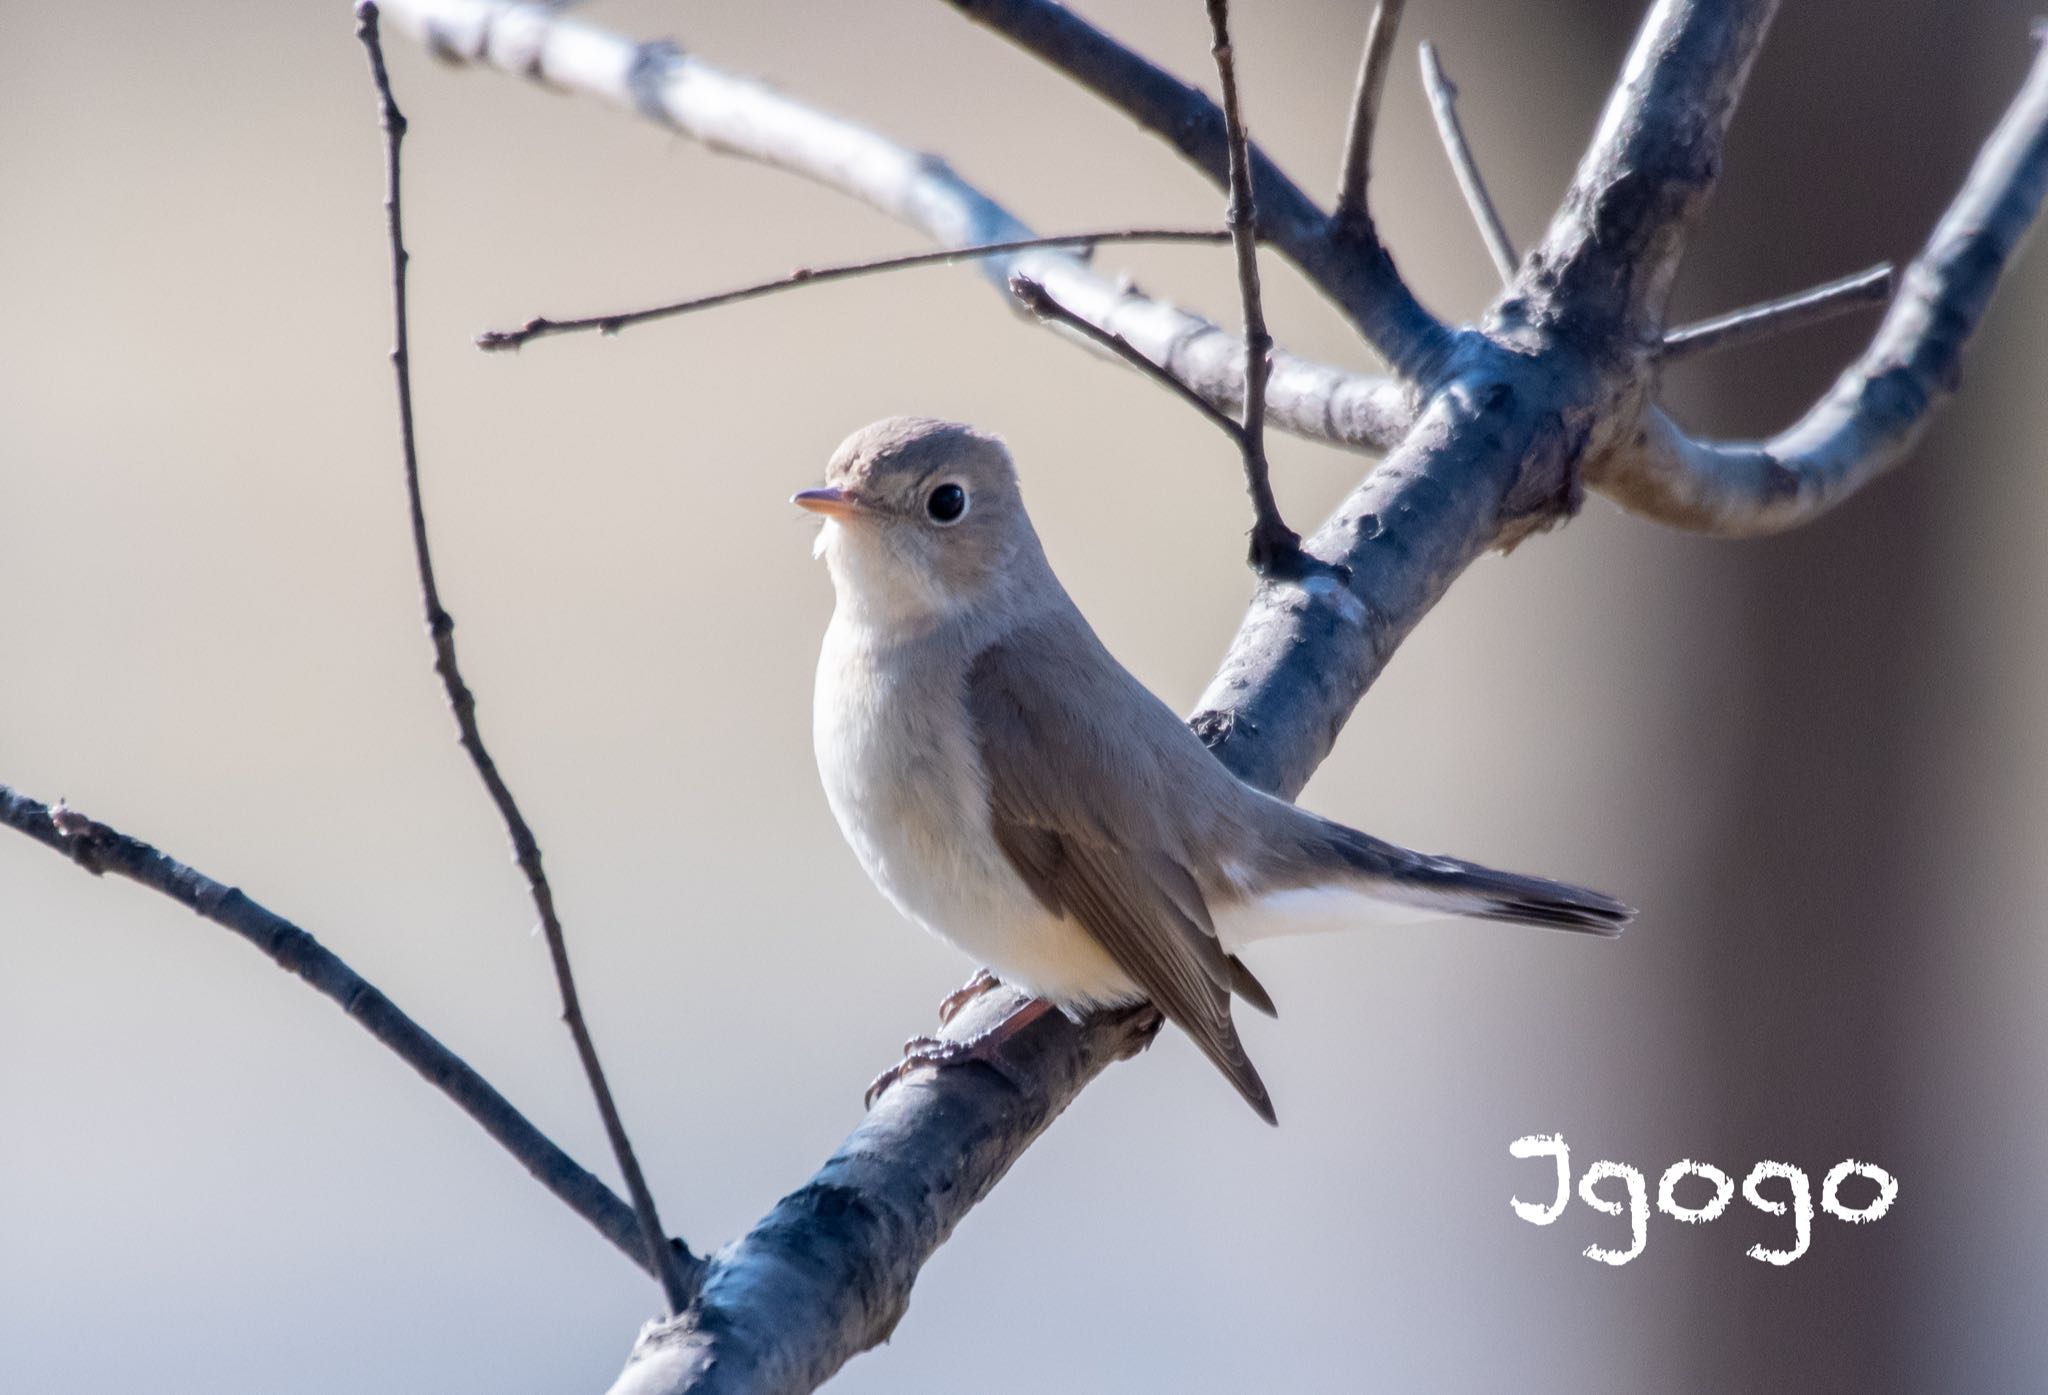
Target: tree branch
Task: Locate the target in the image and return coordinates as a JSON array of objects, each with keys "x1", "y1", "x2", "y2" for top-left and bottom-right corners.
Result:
[
  {"x1": 475, "y1": 229, "x2": 1232, "y2": 352},
  {"x1": 356, "y1": 0, "x2": 693, "y2": 1313},
  {"x1": 1659, "y1": 263, "x2": 1893, "y2": 362},
  {"x1": 1205, "y1": 0, "x2": 1308, "y2": 577},
  {"x1": 0, "y1": 783, "x2": 667, "y2": 1279},
  {"x1": 1420, "y1": 40, "x2": 1518, "y2": 285},
  {"x1": 1600, "y1": 30, "x2": 2048, "y2": 534},
  {"x1": 942, "y1": 0, "x2": 1454, "y2": 381},
  {"x1": 1334, "y1": 0, "x2": 1407, "y2": 230},
  {"x1": 354, "y1": 2, "x2": 2048, "y2": 1390},
  {"x1": 1010, "y1": 274, "x2": 1248, "y2": 441},
  {"x1": 376, "y1": 0, "x2": 1416, "y2": 453},
  {"x1": 1521, "y1": 0, "x2": 1778, "y2": 337}
]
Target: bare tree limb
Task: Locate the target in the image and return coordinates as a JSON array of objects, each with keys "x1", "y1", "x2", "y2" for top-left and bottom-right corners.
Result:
[
  {"x1": 942, "y1": 0, "x2": 1455, "y2": 381},
  {"x1": 1204, "y1": 0, "x2": 1309, "y2": 576},
  {"x1": 1659, "y1": 263, "x2": 1893, "y2": 361},
  {"x1": 1600, "y1": 31, "x2": 2048, "y2": 534},
  {"x1": 1520, "y1": 0, "x2": 1777, "y2": 337},
  {"x1": 1010, "y1": 273, "x2": 1248, "y2": 441},
  {"x1": 0, "y1": 783, "x2": 667, "y2": 1278},
  {"x1": 349, "y1": 1, "x2": 2048, "y2": 1389},
  {"x1": 1334, "y1": 0, "x2": 1407, "y2": 230},
  {"x1": 356, "y1": 0, "x2": 694, "y2": 1313},
  {"x1": 474, "y1": 228, "x2": 1232, "y2": 351},
  {"x1": 377, "y1": 0, "x2": 1416, "y2": 453},
  {"x1": 1419, "y1": 40, "x2": 1519, "y2": 285}
]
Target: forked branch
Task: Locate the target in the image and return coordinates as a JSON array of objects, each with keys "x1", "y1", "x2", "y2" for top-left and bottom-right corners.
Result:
[
  {"x1": 944, "y1": 0, "x2": 1453, "y2": 380},
  {"x1": 379, "y1": 0, "x2": 1416, "y2": 453},
  {"x1": 1600, "y1": 32, "x2": 2048, "y2": 533}
]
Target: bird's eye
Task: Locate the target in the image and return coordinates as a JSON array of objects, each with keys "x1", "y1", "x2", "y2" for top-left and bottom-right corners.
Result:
[{"x1": 925, "y1": 482, "x2": 969, "y2": 525}]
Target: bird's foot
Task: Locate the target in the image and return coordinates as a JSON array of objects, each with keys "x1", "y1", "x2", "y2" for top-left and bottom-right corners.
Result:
[
  {"x1": 936, "y1": 967, "x2": 1001, "y2": 1026},
  {"x1": 864, "y1": 996, "x2": 1054, "y2": 1109}
]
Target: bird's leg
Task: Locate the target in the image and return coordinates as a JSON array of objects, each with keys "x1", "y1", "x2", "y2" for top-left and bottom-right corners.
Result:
[
  {"x1": 864, "y1": 996, "x2": 1055, "y2": 1109},
  {"x1": 936, "y1": 967, "x2": 1001, "y2": 1026}
]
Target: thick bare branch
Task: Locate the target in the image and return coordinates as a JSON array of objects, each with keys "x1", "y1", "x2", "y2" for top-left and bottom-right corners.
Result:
[
  {"x1": 0, "y1": 783, "x2": 666, "y2": 1278},
  {"x1": 942, "y1": 0, "x2": 1454, "y2": 381},
  {"x1": 377, "y1": 0, "x2": 1414, "y2": 452},
  {"x1": 365, "y1": 1, "x2": 2048, "y2": 1390},
  {"x1": 1601, "y1": 32, "x2": 2048, "y2": 534},
  {"x1": 356, "y1": 1, "x2": 692, "y2": 1312},
  {"x1": 1659, "y1": 263, "x2": 1893, "y2": 362},
  {"x1": 1419, "y1": 40, "x2": 1518, "y2": 285},
  {"x1": 1520, "y1": 0, "x2": 1777, "y2": 337},
  {"x1": 1334, "y1": 0, "x2": 1407, "y2": 229},
  {"x1": 475, "y1": 229, "x2": 1231, "y2": 351}
]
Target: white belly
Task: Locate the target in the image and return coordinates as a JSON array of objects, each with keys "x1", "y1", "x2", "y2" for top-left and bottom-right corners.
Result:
[{"x1": 813, "y1": 619, "x2": 1139, "y2": 1009}]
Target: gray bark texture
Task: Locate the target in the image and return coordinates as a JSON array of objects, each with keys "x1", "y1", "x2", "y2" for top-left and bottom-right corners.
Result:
[
  {"x1": 4, "y1": 0, "x2": 2040, "y2": 1391},
  {"x1": 374, "y1": 1, "x2": 2048, "y2": 1390}
]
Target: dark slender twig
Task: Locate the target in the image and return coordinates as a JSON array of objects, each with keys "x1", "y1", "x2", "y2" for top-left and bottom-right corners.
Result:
[
  {"x1": 477, "y1": 228, "x2": 1233, "y2": 351},
  {"x1": 1010, "y1": 274, "x2": 1247, "y2": 440},
  {"x1": 1205, "y1": 0, "x2": 1307, "y2": 577},
  {"x1": 942, "y1": 0, "x2": 1453, "y2": 382},
  {"x1": 1419, "y1": 41, "x2": 1518, "y2": 285},
  {"x1": 1658, "y1": 263, "x2": 1893, "y2": 362},
  {"x1": 355, "y1": 0, "x2": 694, "y2": 1314},
  {"x1": 0, "y1": 784, "x2": 663, "y2": 1276},
  {"x1": 1334, "y1": 0, "x2": 1407, "y2": 230}
]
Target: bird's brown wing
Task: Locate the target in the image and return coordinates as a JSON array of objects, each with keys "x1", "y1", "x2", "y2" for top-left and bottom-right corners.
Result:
[{"x1": 965, "y1": 628, "x2": 1276, "y2": 1123}]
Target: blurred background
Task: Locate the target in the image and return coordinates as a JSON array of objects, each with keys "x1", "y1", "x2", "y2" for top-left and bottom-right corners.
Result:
[{"x1": 3, "y1": 1, "x2": 2043, "y2": 1390}]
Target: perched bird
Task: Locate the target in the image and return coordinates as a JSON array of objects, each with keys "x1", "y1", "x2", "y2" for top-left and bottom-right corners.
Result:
[{"x1": 798, "y1": 417, "x2": 1630, "y2": 1123}]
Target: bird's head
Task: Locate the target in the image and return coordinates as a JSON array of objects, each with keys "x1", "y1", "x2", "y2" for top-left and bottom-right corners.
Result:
[{"x1": 796, "y1": 416, "x2": 1042, "y2": 628}]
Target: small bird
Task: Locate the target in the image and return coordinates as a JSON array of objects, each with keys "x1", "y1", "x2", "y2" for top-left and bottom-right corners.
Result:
[{"x1": 798, "y1": 417, "x2": 1631, "y2": 1123}]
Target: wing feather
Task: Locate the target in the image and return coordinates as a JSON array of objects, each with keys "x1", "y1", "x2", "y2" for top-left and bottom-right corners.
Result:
[{"x1": 966, "y1": 630, "x2": 1276, "y2": 1122}]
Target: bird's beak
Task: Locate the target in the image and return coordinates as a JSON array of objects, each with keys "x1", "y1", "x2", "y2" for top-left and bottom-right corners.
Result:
[{"x1": 792, "y1": 486, "x2": 864, "y2": 519}]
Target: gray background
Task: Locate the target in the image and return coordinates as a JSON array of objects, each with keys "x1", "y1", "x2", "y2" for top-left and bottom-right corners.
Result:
[{"x1": 3, "y1": 1, "x2": 2043, "y2": 1391}]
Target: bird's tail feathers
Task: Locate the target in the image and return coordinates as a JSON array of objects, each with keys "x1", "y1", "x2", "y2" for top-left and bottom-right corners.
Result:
[{"x1": 1225, "y1": 810, "x2": 1634, "y2": 942}]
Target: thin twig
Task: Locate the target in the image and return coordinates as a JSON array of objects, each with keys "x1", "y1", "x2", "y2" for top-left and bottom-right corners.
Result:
[
  {"x1": 1334, "y1": 0, "x2": 1407, "y2": 230},
  {"x1": 1205, "y1": 0, "x2": 1307, "y2": 577},
  {"x1": 1010, "y1": 274, "x2": 1247, "y2": 440},
  {"x1": 477, "y1": 228, "x2": 1233, "y2": 351},
  {"x1": 1658, "y1": 263, "x2": 1893, "y2": 362},
  {"x1": 355, "y1": 0, "x2": 694, "y2": 1315},
  {"x1": 379, "y1": 0, "x2": 1421, "y2": 454},
  {"x1": 940, "y1": 0, "x2": 1453, "y2": 382},
  {"x1": 0, "y1": 784, "x2": 663, "y2": 1277},
  {"x1": 1419, "y1": 41, "x2": 1518, "y2": 285}
]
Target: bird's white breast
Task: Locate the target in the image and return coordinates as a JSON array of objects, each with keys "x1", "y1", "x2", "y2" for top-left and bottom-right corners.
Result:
[{"x1": 812, "y1": 612, "x2": 1137, "y2": 1008}]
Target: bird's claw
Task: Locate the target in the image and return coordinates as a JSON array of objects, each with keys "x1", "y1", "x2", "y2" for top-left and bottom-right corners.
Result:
[
  {"x1": 863, "y1": 998, "x2": 1054, "y2": 1109},
  {"x1": 937, "y1": 968, "x2": 1001, "y2": 1025}
]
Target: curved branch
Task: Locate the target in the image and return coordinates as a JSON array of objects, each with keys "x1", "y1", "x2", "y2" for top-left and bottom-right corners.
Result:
[
  {"x1": 358, "y1": 1, "x2": 692, "y2": 1310},
  {"x1": 376, "y1": 0, "x2": 1415, "y2": 453},
  {"x1": 943, "y1": 0, "x2": 1454, "y2": 381},
  {"x1": 0, "y1": 783, "x2": 672, "y2": 1280},
  {"x1": 1601, "y1": 34, "x2": 2048, "y2": 534}
]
